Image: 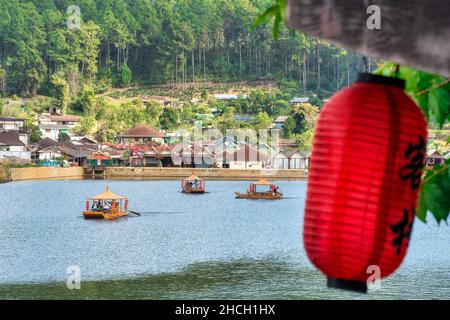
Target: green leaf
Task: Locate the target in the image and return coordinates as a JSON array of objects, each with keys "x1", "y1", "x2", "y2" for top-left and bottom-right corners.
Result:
[
  {"x1": 252, "y1": 0, "x2": 286, "y2": 41},
  {"x1": 273, "y1": 12, "x2": 282, "y2": 40},
  {"x1": 422, "y1": 183, "x2": 448, "y2": 224},
  {"x1": 416, "y1": 187, "x2": 428, "y2": 223},
  {"x1": 252, "y1": 5, "x2": 279, "y2": 30},
  {"x1": 411, "y1": 93, "x2": 429, "y2": 120},
  {"x1": 428, "y1": 87, "x2": 450, "y2": 128},
  {"x1": 416, "y1": 71, "x2": 437, "y2": 90},
  {"x1": 399, "y1": 67, "x2": 419, "y2": 94},
  {"x1": 374, "y1": 63, "x2": 396, "y2": 77}
]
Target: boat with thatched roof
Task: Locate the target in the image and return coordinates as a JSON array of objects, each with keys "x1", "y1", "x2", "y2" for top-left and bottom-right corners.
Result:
[
  {"x1": 182, "y1": 173, "x2": 206, "y2": 194},
  {"x1": 235, "y1": 178, "x2": 283, "y2": 199},
  {"x1": 83, "y1": 186, "x2": 129, "y2": 219}
]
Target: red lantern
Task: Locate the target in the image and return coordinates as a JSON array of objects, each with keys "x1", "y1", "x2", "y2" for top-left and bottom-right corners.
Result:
[{"x1": 304, "y1": 73, "x2": 427, "y2": 292}]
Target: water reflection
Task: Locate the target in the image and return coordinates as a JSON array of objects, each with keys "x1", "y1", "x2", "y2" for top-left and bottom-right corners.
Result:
[{"x1": 0, "y1": 180, "x2": 448, "y2": 299}]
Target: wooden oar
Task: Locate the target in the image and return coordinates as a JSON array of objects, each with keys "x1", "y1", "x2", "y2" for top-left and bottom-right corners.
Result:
[{"x1": 128, "y1": 210, "x2": 141, "y2": 216}]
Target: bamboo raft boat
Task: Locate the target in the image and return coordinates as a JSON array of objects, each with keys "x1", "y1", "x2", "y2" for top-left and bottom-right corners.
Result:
[
  {"x1": 235, "y1": 178, "x2": 283, "y2": 200},
  {"x1": 182, "y1": 174, "x2": 206, "y2": 194},
  {"x1": 83, "y1": 186, "x2": 129, "y2": 219}
]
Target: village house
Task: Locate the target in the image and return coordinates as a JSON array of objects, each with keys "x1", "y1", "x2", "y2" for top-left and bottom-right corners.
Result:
[
  {"x1": 290, "y1": 97, "x2": 309, "y2": 105},
  {"x1": 271, "y1": 116, "x2": 288, "y2": 129},
  {"x1": 426, "y1": 150, "x2": 444, "y2": 168},
  {"x1": 169, "y1": 142, "x2": 214, "y2": 168},
  {"x1": 87, "y1": 150, "x2": 114, "y2": 167},
  {"x1": 287, "y1": 150, "x2": 309, "y2": 169},
  {"x1": 0, "y1": 117, "x2": 25, "y2": 132},
  {"x1": 118, "y1": 125, "x2": 165, "y2": 145},
  {"x1": 38, "y1": 143, "x2": 90, "y2": 167},
  {"x1": 98, "y1": 145, "x2": 128, "y2": 167},
  {"x1": 37, "y1": 114, "x2": 80, "y2": 140},
  {"x1": 234, "y1": 115, "x2": 254, "y2": 123},
  {"x1": 212, "y1": 136, "x2": 240, "y2": 156},
  {"x1": 35, "y1": 136, "x2": 96, "y2": 166},
  {"x1": 217, "y1": 145, "x2": 268, "y2": 169},
  {"x1": 0, "y1": 117, "x2": 28, "y2": 145},
  {"x1": 0, "y1": 131, "x2": 31, "y2": 163},
  {"x1": 270, "y1": 150, "x2": 310, "y2": 169},
  {"x1": 140, "y1": 96, "x2": 178, "y2": 108},
  {"x1": 213, "y1": 93, "x2": 246, "y2": 100},
  {"x1": 272, "y1": 150, "x2": 289, "y2": 169},
  {"x1": 142, "y1": 145, "x2": 173, "y2": 167}
]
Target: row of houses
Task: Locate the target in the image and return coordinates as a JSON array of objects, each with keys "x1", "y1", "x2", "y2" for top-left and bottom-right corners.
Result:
[
  {"x1": 3, "y1": 113, "x2": 448, "y2": 170},
  {"x1": 85, "y1": 129, "x2": 311, "y2": 170},
  {"x1": 0, "y1": 118, "x2": 311, "y2": 170}
]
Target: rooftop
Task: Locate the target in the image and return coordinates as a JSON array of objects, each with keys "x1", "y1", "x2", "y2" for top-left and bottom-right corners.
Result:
[
  {"x1": 0, "y1": 132, "x2": 26, "y2": 147},
  {"x1": 119, "y1": 125, "x2": 164, "y2": 138},
  {"x1": 290, "y1": 97, "x2": 309, "y2": 104},
  {"x1": 0, "y1": 117, "x2": 25, "y2": 122},
  {"x1": 274, "y1": 116, "x2": 289, "y2": 123},
  {"x1": 37, "y1": 137, "x2": 58, "y2": 149},
  {"x1": 49, "y1": 115, "x2": 80, "y2": 122},
  {"x1": 214, "y1": 94, "x2": 246, "y2": 100},
  {"x1": 38, "y1": 124, "x2": 71, "y2": 130}
]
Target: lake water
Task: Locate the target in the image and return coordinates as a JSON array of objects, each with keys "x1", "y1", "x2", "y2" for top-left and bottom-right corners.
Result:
[{"x1": 0, "y1": 179, "x2": 449, "y2": 299}]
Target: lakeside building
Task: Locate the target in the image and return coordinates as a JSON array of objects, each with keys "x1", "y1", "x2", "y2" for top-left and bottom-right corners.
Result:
[
  {"x1": 87, "y1": 151, "x2": 114, "y2": 167},
  {"x1": 269, "y1": 150, "x2": 310, "y2": 170},
  {"x1": 118, "y1": 125, "x2": 165, "y2": 145},
  {"x1": 143, "y1": 145, "x2": 174, "y2": 167},
  {"x1": 35, "y1": 137, "x2": 96, "y2": 167},
  {"x1": 214, "y1": 145, "x2": 268, "y2": 169},
  {"x1": 0, "y1": 131, "x2": 31, "y2": 163},
  {"x1": 77, "y1": 132, "x2": 311, "y2": 170},
  {"x1": 37, "y1": 145, "x2": 89, "y2": 166}
]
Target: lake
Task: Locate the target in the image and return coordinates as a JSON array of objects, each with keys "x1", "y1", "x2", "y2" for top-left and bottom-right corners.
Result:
[{"x1": 0, "y1": 179, "x2": 448, "y2": 299}]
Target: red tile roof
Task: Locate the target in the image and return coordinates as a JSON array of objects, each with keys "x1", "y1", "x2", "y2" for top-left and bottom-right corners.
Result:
[{"x1": 88, "y1": 151, "x2": 112, "y2": 160}]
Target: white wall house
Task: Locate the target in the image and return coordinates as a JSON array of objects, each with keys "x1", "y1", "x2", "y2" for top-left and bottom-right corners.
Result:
[
  {"x1": 0, "y1": 132, "x2": 31, "y2": 163},
  {"x1": 287, "y1": 151, "x2": 308, "y2": 169},
  {"x1": 0, "y1": 117, "x2": 25, "y2": 131},
  {"x1": 39, "y1": 124, "x2": 71, "y2": 140},
  {"x1": 38, "y1": 146, "x2": 63, "y2": 160},
  {"x1": 269, "y1": 150, "x2": 310, "y2": 169},
  {"x1": 37, "y1": 114, "x2": 80, "y2": 140},
  {"x1": 273, "y1": 151, "x2": 289, "y2": 169},
  {"x1": 0, "y1": 117, "x2": 28, "y2": 145},
  {"x1": 228, "y1": 145, "x2": 267, "y2": 169},
  {"x1": 229, "y1": 160, "x2": 263, "y2": 169}
]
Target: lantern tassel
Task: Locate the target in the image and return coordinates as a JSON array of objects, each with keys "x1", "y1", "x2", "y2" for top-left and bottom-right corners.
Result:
[{"x1": 327, "y1": 277, "x2": 368, "y2": 293}]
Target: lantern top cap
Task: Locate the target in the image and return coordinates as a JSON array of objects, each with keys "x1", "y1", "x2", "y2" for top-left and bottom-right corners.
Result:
[{"x1": 356, "y1": 73, "x2": 405, "y2": 90}]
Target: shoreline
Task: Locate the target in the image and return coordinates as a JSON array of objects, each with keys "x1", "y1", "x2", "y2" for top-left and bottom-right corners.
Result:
[{"x1": 6, "y1": 167, "x2": 308, "y2": 182}]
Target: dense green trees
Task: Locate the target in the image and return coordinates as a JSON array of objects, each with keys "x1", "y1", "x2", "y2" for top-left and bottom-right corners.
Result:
[
  {"x1": 118, "y1": 64, "x2": 132, "y2": 87},
  {"x1": 0, "y1": 0, "x2": 367, "y2": 97}
]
